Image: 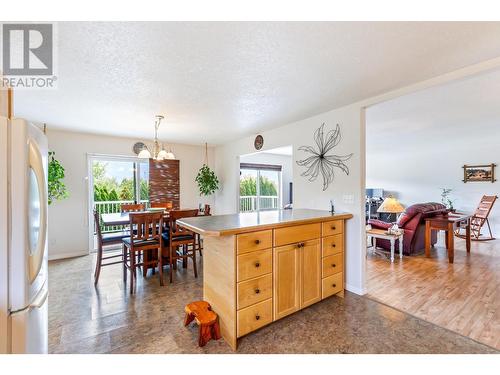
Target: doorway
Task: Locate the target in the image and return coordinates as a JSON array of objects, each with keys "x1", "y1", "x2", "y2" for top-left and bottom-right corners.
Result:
[
  {"x1": 239, "y1": 146, "x2": 293, "y2": 213},
  {"x1": 87, "y1": 154, "x2": 149, "y2": 252}
]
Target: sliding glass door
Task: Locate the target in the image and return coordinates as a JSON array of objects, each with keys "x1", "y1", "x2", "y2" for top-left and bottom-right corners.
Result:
[
  {"x1": 88, "y1": 155, "x2": 149, "y2": 251},
  {"x1": 240, "y1": 163, "x2": 281, "y2": 212}
]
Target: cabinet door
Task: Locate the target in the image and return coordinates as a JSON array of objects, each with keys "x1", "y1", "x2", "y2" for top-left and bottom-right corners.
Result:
[
  {"x1": 273, "y1": 243, "x2": 301, "y2": 320},
  {"x1": 301, "y1": 239, "x2": 321, "y2": 308}
]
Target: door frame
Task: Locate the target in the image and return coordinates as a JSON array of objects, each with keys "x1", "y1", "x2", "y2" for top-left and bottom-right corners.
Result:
[{"x1": 86, "y1": 153, "x2": 148, "y2": 253}]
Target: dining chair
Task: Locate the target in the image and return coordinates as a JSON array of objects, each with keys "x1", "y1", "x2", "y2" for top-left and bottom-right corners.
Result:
[
  {"x1": 122, "y1": 211, "x2": 164, "y2": 294},
  {"x1": 93, "y1": 209, "x2": 129, "y2": 286},
  {"x1": 121, "y1": 203, "x2": 145, "y2": 212},
  {"x1": 162, "y1": 209, "x2": 199, "y2": 283}
]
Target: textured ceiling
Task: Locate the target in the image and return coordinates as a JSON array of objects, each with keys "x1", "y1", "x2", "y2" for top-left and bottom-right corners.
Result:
[
  {"x1": 13, "y1": 22, "x2": 500, "y2": 145},
  {"x1": 366, "y1": 68, "x2": 500, "y2": 153}
]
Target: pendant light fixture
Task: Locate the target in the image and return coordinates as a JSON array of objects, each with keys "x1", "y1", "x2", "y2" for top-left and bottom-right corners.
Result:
[{"x1": 138, "y1": 115, "x2": 175, "y2": 160}]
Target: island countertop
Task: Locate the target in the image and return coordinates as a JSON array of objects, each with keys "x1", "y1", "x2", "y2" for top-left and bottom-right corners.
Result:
[{"x1": 177, "y1": 209, "x2": 353, "y2": 236}]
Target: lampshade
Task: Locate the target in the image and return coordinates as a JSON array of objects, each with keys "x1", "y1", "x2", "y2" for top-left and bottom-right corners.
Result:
[
  {"x1": 377, "y1": 196, "x2": 404, "y2": 213},
  {"x1": 137, "y1": 148, "x2": 151, "y2": 159},
  {"x1": 165, "y1": 151, "x2": 175, "y2": 160},
  {"x1": 156, "y1": 149, "x2": 168, "y2": 160}
]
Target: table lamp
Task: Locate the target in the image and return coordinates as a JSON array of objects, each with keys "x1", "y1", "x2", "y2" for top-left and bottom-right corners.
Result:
[{"x1": 377, "y1": 196, "x2": 405, "y2": 222}]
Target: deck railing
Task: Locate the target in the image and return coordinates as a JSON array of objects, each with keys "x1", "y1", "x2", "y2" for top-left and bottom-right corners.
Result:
[
  {"x1": 94, "y1": 199, "x2": 149, "y2": 233},
  {"x1": 239, "y1": 196, "x2": 279, "y2": 212}
]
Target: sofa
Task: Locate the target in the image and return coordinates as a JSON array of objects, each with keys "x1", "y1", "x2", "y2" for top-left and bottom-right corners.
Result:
[{"x1": 367, "y1": 202, "x2": 448, "y2": 256}]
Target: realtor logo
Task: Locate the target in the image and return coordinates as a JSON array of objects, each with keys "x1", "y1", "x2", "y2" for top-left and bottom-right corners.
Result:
[{"x1": 1, "y1": 23, "x2": 57, "y2": 88}]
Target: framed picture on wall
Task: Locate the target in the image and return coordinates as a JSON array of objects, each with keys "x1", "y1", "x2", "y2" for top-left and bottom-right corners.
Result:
[{"x1": 462, "y1": 164, "x2": 497, "y2": 183}]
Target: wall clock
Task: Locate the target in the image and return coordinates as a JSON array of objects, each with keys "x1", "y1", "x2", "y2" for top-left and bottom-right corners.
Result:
[
  {"x1": 254, "y1": 135, "x2": 264, "y2": 150},
  {"x1": 133, "y1": 142, "x2": 147, "y2": 155}
]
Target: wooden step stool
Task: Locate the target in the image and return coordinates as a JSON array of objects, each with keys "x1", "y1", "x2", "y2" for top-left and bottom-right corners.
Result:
[{"x1": 184, "y1": 301, "x2": 221, "y2": 347}]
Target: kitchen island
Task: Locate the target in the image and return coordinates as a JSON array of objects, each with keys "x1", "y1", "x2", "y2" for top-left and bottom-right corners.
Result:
[{"x1": 177, "y1": 209, "x2": 353, "y2": 350}]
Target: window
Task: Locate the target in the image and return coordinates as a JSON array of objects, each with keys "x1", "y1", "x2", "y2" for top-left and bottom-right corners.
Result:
[
  {"x1": 88, "y1": 155, "x2": 149, "y2": 251},
  {"x1": 239, "y1": 163, "x2": 281, "y2": 212}
]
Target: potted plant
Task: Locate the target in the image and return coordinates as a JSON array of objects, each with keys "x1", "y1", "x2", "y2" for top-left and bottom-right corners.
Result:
[
  {"x1": 195, "y1": 144, "x2": 219, "y2": 214},
  {"x1": 440, "y1": 188, "x2": 455, "y2": 212},
  {"x1": 48, "y1": 151, "x2": 69, "y2": 204}
]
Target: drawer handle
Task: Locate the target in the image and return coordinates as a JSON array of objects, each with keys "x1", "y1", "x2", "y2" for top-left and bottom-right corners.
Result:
[
  {"x1": 255, "y1": 315, "x2": 260, "y2": 321},
  {"x1": 331, "y1": 264, "x2": 336, "y2": 268},
  {"x1": 254, "y1": 239, "x2": 261, "y2": 245},
  {"x1": 331, "y1": 226, "x2": 336, "y2": 230},
  {"x1": 332, "y1": 244, "x2": 336, "y2": 248},
  {"x1": 255, "y1": 288, "x2": 260, "y2": 294},
  {"x1": 255, "y1": 262, "x2": 260, "y2": 268},
  {"x1": 332, "y1": 283, "x2": 337, "y2": 288}
]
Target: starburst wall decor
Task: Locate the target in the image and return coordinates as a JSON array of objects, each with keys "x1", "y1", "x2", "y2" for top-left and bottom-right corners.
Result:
[{"x1": 296, "y1": 123, "x2": 353, "y2": 191}]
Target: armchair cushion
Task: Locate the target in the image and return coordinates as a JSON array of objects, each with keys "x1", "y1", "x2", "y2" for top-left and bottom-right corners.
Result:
[{"x1": 367, "y1": 219, "x2": 392, "y2": 230}]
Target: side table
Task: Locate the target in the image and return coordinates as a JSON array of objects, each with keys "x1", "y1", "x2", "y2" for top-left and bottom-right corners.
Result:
[{"x1": 367, "y1": 228, "x2": 404, "y2": 263}]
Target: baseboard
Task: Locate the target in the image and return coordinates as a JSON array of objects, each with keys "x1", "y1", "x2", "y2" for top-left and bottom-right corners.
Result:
[
  {"x1": 48, "y1": 250, "x2": 89, "y2": 261},
  {"x1": 346, "y1": 283, "x2": 367, "y2": 296}
]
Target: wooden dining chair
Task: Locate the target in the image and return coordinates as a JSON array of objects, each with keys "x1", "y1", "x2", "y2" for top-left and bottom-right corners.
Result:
[
  {"x1": 162, "y1": 209, "x2": 199, "y2": 283},
  {"x1": 93, "y1": 210, "x2": 129, "y2": 285},
  {"x1": 121, "y1": 203, "x2": 145, "y2": 212},
  {"x1": 122, "y1": 211, "x2": 164, "y2": 294},
  {"x1": 150, "y1": 201, "x2": 173, "y2": 210}
]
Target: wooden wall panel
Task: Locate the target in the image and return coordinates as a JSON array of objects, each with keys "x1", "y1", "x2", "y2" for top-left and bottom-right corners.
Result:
[{"x1": 148, "y1": 159, "x2": 180, "y2": 209}]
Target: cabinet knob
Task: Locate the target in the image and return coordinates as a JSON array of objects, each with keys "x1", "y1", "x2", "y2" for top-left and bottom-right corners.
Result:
[
  {"x1": 297, "y1": 243, "x2": 302, "y2": 248},
  {"x1": 255, "y1": 262, "x2": 260, "y2": 268},
  {"x1": 331, "y1": 226, "x2": 336, "y2": 230},
  {"x1": 255, "y1": 315, "x2": 260, "y2": 321},
  {"x1": 332, "y1": 283, "x2": 337, "y2": 288},
  {"x1": 332, "y1": 244, "x2": 336, "y2": 248},
  {"x1": 254, "y1": 239, "x2": 261, "y2": 245},
  {"x1": 255, "y1": 288, "x2": 260, "y2": 294},
  {"x1": 331, "y1": 264, "x2": 336, "y2": 268}
]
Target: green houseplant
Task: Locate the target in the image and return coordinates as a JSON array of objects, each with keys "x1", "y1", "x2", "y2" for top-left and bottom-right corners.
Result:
[
  {"x1": 195, "y1": 164, "x2": 219, "y2": 196},
  {"x1": 48, "y1": 151, "x2": 69, "y2": 204}
]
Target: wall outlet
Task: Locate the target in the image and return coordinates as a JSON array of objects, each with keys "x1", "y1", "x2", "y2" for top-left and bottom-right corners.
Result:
[{"x1": 342, "y1": 194, "x2": 355, "y2": 204}]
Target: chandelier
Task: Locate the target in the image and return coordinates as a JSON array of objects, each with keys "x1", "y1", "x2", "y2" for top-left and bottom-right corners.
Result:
[{"x1": 138, "y1": 115, "x2": 175, "y2": 160}]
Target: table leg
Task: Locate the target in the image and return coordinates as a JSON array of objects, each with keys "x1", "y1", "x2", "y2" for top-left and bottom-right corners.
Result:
[
  {"x1": 390, "y1": 238, "x2": 395, "y2": 263},
  {"x1": 425, "y1": 221, "x2": 431, "y2": 257},
  {"x1": 447, "y1": 223, "x2": 454, "y2": 263},
  {"x1": 465, "y1": 218, "x2": 471, "y2": 253},
  {"x1": 373, "y1": 237, "x2": 377, "y2": 251},
  {"x1": 399, "y1": 235, "x2": 403, "y2": 259}
]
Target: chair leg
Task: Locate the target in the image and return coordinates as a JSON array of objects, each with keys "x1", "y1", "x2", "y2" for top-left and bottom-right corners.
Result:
[
  {"x1": 169, "y1": 246, "x2": 174, "y2": 284},
  {"x1": 130, "y1": 250, "x2": 135, "y2": 294},
  {"x1": 143, "y1": 252, "x2": 148, "y2": 278},
  {"x1": 122, "y1": 244, "x2": 127, "y2": 283},
  {"x1": 94, "y1": 244, "x2": 103, "y2": 286},
  {"x1": 158, "y1": 248, "x2": 164, "y2": 287},
  {"x1": 192, "y1": 247, "x2": 198, "y2": 278}
]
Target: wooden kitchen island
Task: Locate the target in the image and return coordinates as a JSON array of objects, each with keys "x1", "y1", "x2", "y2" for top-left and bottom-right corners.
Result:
[{"x1": 177, "y1": 209, "x2": 353, "y2": 350}]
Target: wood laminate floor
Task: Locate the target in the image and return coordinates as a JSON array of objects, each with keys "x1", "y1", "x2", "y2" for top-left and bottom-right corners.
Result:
[
  {"x1": 367, "y1": 237, "x2": 500, "y2": 350},
  {"x1": 48, "y1": 250, "x2": 497, "y2": 354}
]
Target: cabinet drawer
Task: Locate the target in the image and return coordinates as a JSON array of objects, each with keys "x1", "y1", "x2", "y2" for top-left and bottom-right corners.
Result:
[
  {"x1": 322, "y1": 253, "x2": 343, "y2": 278},
  {"x1": 322, "y1": 234, "x2": 344, "y2": 257},
  {"x1": 237, "y1": 298, "x2": 273, "y2": 337},
  {"x1": 322, "y1": 272, "x2": 343, "y2": 299},
  {"x1": 237, "y1": 230, "x2": 272, "y2": 255},
  {"x1": 237, "y1": 274, "x2": 273, "y2": 310},
  {"x1": 237, "y1": 248, "x2": 272, "y2": 282},
  {"x1": 273, "y1": 223, "x2": 321, "y2": 247},
  {"x1": 322, "y1": 220, "x2": 344, "y2": 237}
]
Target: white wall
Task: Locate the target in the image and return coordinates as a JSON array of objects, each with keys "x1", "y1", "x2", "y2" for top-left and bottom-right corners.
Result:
[
  {"x1": 239, "y1": 152, "x2": 293, "y2": 206},
  {"x1": 214, "y1": 104, "x2": 366, "y2": 295},
  {"x1": 366, "y1": 70, "x2": 500, "y2": 235},
  {"x1": 47, "y1": 129, "x2": 215, "y2": 260}
]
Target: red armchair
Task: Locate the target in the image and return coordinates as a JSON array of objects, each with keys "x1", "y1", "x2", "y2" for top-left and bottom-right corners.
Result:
[{"x1": 368, "y1": 202, "x2": 448, "y2": 256}]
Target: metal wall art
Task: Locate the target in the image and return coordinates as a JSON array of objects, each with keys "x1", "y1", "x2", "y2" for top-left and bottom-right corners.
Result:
[{"x1": 296, "y1": 123, "x2": 353, "y2": 191}]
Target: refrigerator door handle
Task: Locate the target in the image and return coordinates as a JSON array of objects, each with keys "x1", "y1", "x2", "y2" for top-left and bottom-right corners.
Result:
[
  {"x1": 28, "y1": 140, "x2": 47, "y2": 283},
  {"x1": 29, "y1": 288, "x2": 48, "y2": 310}
]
